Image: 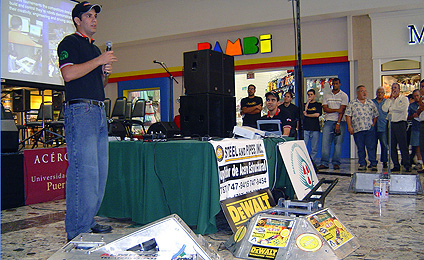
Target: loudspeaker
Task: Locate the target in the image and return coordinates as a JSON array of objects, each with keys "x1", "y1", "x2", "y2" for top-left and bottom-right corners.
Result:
[
  {"x1": 1, "y1": 119, "x2": 19, "y2": 153},
  {"x1": 12, "y1": 89, "x2": 30, "y2": 112},
  {"x1": 1, "y1": 153, "x2": 25, "y2": 210},
  {"x1": 223, "y1": 54, "x2": 235, "y2": 96},
  {"x1": 180, "y1": 94, "x2": 235, "y2": 138},
  {"x1": 147, "y1": 122, "x2": 182, "y2": 138},
  {"x1": 183, "y1": 49, "x2": 234, "y2": 96},
  {"x1": 52, "y1": 91, "x2": 63, "y2": 110}
]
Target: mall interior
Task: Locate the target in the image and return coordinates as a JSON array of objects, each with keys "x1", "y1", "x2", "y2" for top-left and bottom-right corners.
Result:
[{"x1": 1, "y1": 0, "x2": 424, "y2": 259}]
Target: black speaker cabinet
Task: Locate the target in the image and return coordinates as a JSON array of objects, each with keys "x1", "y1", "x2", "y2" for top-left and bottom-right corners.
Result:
[
  {"x1": 184, "y1": 49, "x2": 234, "y2": 96},
  {"x1": 1, "y1": 153, "x2": 25, "y2": 210},
  {"x1": 12, "y1": 89, "x2": 30, "y2": 112},
  {"x1": 1, "y1": 119, "x2": 18, "y2": 153},
  {"x1": 223, "y1": 54, "x2": 235, "y2": 96},
  {"x1": 147, "y1": 122, "x2": 181, "y2": 138},
  {"x1": 52, "y1": 91, "x2": 63, "y2": 110},
  {"x1": 180, "y1": 94, "x2": 235, "y2": 138}
]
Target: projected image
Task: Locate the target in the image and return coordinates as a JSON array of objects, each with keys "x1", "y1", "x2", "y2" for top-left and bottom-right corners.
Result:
[
  {"x1": 49, "y1": 23, "x2": 74, "y2": 78},
  {"x1": 8, "y1": 15, "x2": 43, "y2": 75},
  {"x1": 1, "y1": 0, "x2": 76, "y2": 86}
]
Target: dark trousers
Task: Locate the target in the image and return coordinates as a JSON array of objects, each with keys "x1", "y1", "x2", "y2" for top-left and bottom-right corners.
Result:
[
  {"x1": 420, "y1": 122, "x2": 424, "y2": 162},
  {"x1": 390, "y1": 121, "x2": 410, "y2": 168}
]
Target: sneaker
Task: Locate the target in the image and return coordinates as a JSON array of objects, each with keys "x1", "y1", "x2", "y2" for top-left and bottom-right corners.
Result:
[
  {"x1": 358, "y1": 165, "x2": 366, "y2": 171},
  {"x1": 318, "y1": 165, "x2": 329, "y2": 170},
  {"x1": 413, "y1": 163, "x2": 422, "y2": 170},
  {"x1": 333, "y1": 164, "x2": 340, "y2": 170},
  {"x1": 382, "y1": 162, "x2": 388, "y2": 169}
]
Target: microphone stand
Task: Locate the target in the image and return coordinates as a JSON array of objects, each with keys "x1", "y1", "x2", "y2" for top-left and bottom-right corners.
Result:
[
  {"x1": 155, "y1": 62, "x2": 178, "y2": 122},
  {"x1": 157, "y1": 62, "x2": 178, "y2": 85}
]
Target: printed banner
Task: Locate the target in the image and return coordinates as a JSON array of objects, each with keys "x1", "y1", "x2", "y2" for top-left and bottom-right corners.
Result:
[
  {"x1": 277, "y1": 141, "x2": 319, "y2": 200},
  {"x1": 248, "y1": 217, "x2": 296, "y2": 248},
  {"x1": 307, "y1": 208, "x2": 354, "y2": 250},
  {"x1": 24, "y1": 147, "x2": 68, "y2": 205},
  {"x1": 221, "y1": 189, "x2": 275, "y2": 232},
  {"x1": 210, "y1": 138, "x2": 269, "y2": 201}
]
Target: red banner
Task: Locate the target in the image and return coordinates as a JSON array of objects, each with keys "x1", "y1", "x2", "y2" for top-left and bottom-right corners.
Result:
[{"x1": 24, "y1": 147, "x2": 68, "y2": 205}]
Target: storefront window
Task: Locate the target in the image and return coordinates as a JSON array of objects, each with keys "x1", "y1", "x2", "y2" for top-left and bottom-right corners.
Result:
[
  {"x1": 381, "y1": 74, "x2": 420, "y2": 98},
  {"x1": 304, "y1": 76, "x2": 337, "y2": 104},
  {"x1": 380, "y1": 59, "x2": 421, "y2": 97},
  {"x1": 381, "y1": 59, "x2": 420, "y2": 71},
  {"x1": 126, "y1": 89, "x2": 160, "y2": 134},
  {"x1": 235, "y1": 69, "x2": 294, "y2": 126}
]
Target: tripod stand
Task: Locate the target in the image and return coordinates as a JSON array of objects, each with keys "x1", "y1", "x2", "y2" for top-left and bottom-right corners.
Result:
[{"x1": 19, "y1": 91, "x2": 64, "y2": 150}]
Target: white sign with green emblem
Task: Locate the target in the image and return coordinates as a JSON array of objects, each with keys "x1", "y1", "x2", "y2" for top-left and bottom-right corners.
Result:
[{"x1": 278, "y1": 141, "x2": 320, "y2": 200}]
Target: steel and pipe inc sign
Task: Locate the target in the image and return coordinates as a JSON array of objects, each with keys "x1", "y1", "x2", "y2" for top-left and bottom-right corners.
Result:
[
  {"x1": 24, "y1": 147, "x2": 68, "y2": 205},
  {"x1": 210, "y1": 138, "x2": 269, "y2": 201}
]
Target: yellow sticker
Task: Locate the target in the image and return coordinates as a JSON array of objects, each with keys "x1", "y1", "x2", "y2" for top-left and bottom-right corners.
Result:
[
  {"x1": 334, "y1": 219, "x2": 343, "y2": 229},
  {"x1": 234, "y1": 226, "x2": 247, "y2": 243},
  {"x1": 295, "y1": 233, "x2": 322, "y2": 252},
  {"x1": 280, "y1": 229, "x2": 289, "y2": 237}
]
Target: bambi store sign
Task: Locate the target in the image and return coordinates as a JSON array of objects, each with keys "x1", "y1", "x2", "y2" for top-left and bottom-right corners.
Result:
[{"x1": 24, "y1": 147, "x2": 68, "y2": 205}]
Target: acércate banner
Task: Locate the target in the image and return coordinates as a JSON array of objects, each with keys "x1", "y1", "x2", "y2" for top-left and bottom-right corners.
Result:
[{"x1": 24, "y1": 147, "x2": 68, "y2": 205}]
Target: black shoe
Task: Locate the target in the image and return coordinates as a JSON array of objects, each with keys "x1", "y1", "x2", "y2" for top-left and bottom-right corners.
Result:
[
  {"x1": 318, "y1": 165, "x2": 329, "y2": 170},
  {"x1": 371, "y1": 166, "x2": 378, "y2": 171},
  {"x1": 382, "y1": 162, "x2": 388, "y2": 169},
  {"x1": 418, "y1": 169, "x2": 424, "y2": 174},
  {"x1": 333, "y1": 164, "x2": 340, "y2": 170},
  {"x1": 404, "y1": 166, "x2": 412, "y2": 172},
  {"x1": 91, "y1": 224, "x2": 112, "y2": 233},
  {"x1": 391, "y1": 167, "x2": 400, "y2": 172}
]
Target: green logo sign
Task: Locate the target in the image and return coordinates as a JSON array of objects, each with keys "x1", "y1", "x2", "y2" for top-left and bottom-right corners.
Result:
[{"x1": 59, "y1": 51, "x2": 68, "y2": 60}]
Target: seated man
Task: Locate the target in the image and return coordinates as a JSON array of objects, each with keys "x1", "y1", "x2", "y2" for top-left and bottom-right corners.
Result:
[{"x1": 260, "y1": 91, "x2": 294, "y2": 136}]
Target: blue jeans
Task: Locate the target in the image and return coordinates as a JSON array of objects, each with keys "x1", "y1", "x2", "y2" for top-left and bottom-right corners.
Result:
[
  {"x1": 304, "y1": 130, "x2": 320, "y2": 163},
  {"x1": 353, "y1": 128, "x2": 377, "y2": 166},
  {"x1": 64, "y1": 102, "x2": 108, "y2": 240},
  {"x1": 321, "y1": 121, "x2": 346, "y2": 167},
  {"x1": 375, "y1": 131, "x2": 388, "y2": 163}
]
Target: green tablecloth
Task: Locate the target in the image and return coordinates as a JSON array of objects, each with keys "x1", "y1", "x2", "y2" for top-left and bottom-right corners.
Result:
[
  {"x1": 263, "y1": 137, "x2": 295, "y2": 199},
  {"x1": 98, "y1": 138, "x2": 294, "y2": 234}
]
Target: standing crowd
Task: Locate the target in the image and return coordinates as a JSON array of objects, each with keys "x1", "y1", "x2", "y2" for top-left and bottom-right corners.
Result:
[{"x1": 241, "y1": 79, "x2": 424, "y2": 173}]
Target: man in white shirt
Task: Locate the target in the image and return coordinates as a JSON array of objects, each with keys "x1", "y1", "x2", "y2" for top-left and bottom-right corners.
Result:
[
  {"x1": 318, "y1": 78, "x2": 349, "y2": 170},
  {"x1": 382, "y1": 83, "x2": 411, "y2": 172},
  {"x1": 345, "y1": 85, "x2": 379, "y2": 171}
]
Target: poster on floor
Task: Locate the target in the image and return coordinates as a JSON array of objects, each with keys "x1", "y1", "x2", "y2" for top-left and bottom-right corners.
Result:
[
  {"x1": 210, "y1": 138, "x2": 269, "y2": 201},
  {"x1": 277, "y1": 140, "x2": 319, "y2": 200},
  {"x1": 220, "y1": 189, "x2": 275, "y2": 232},
  {"x1": 24, "y1": 147, "x2": 68, "y2": 204}
]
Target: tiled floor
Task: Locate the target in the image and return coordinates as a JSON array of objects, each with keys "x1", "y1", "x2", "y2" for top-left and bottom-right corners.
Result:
[{"x1": 1, "y1": 159, "x2": 424, "y2": 259}]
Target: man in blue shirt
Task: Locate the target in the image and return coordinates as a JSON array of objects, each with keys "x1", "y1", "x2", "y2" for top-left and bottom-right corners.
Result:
[
  {"x1": 372, "y1": 87, "x2": 388, "y2": 169},
  {"x1": 407, "y1": 89, "x2": 422, "y2": 170}
]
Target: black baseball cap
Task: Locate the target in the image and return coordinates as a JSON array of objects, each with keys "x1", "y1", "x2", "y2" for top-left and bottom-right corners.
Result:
[
  {"x1": 72, "y1": 1, "x2": 101, "y2": 19},
  {"x1": 265, "y1": 91, "x2": 280, "y2": 101}
]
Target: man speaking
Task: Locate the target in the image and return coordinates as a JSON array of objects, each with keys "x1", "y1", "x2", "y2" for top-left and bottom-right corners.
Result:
[{"x1": 57, "y1": 1, "x2": 117, "y2": 241}]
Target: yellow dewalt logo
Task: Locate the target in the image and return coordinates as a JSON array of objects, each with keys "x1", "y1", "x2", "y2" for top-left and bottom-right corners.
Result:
[{"x1": 248, "y1": 245, "x2": 278, "y2": 260}]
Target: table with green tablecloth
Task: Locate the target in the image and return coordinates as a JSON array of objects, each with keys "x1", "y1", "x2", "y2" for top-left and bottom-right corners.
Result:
[{"x1": 98, "y1": 138, "x2": 294, "y2": 235}]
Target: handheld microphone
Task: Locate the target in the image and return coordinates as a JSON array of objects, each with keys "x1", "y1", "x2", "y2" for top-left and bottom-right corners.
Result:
[
  {"x1": 153, "y1": 60, "x2": 163, "y2": 64},
  {"x1": 104, "y1": 41, "x2": 113, "y2": 76},
  {"x1": 105, "y1": 41, "x2": 112, "y2": 51}
]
